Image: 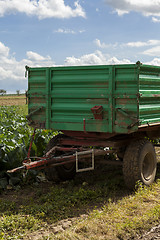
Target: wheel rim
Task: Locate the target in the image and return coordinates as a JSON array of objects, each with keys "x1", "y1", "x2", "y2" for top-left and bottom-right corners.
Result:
[{"x1": 142, "y1": 152, "x2": 155, "y2": 181}]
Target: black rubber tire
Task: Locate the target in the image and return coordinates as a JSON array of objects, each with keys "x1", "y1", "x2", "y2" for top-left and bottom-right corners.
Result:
[
  {"x1": 45, "y1": 167, "x2": 59, "y2": 182},
  {"x1": 117, "y1": 148, "x2": 126, "y2": 161},
  {"x1": 123, "y1": 139, "x2": 157, "y2": 189},
  {"x1": 56, "y1": 163, "x2": 76, "y2": 181},
  {"x1": 45, "y1": 134, "x2": 76, "y2": 181}
]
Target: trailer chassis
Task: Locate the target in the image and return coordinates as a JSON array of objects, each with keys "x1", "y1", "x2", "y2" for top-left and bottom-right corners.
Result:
[{"x1": 8, "y1": 126, "x2": 159, "y2": 189}]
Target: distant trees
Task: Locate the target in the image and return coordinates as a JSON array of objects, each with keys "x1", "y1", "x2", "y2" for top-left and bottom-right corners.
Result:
[
  {"x1": 16, "y1": 90, "x2": 20, "y2": 95},
  {"x1": 0, "y1": 89, "x2": 6, "y2": 95}
]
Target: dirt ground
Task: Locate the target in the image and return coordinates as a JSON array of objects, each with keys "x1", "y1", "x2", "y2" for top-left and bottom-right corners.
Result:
[
  {"x1": 1, "y1": 158, "x2": 160, "y2": 240},
  {"x1": 0, "y1": 95, "x2": 26, "y2": 105}
]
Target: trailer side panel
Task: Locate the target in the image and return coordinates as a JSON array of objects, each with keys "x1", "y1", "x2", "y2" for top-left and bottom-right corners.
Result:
[
  {"x1": 139, "y1": 65, "x2": 160, "y2": 126},
  {"x1": 28, "y1": 64, "x2": 139, "y2": 133}
]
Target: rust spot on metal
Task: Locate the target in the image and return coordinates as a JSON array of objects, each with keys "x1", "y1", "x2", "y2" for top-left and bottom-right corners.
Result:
[
  {"x1": 119, "y1": 121, "x2": 128, "y2": 127},
  {"x1": 153, "y1": 94, "x2": 160, "y2": 97}
]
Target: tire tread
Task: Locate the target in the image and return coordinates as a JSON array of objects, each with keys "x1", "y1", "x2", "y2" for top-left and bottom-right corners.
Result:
[{"x1": 123, "y1": 139, "x2": 156, "y2": 189}]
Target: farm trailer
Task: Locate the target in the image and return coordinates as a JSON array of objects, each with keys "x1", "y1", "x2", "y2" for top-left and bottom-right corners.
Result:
[{"x1": 9, "y1": 62, "x2": 160, "y2": 189}]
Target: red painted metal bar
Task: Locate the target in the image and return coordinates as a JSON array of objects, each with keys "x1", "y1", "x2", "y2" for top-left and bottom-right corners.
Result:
[
  {"x1": 83, "y1": 118, "x2": 86, "y2": 132},
  {"x1": 25, "y1": 155, "x2": 75, "y2": 170},
  {"x1": 26, "y1": 128, "x2": 36, "y2": 160},
  {"x1": 8, "y1": 149, "x2": 114, "y2": 173}
]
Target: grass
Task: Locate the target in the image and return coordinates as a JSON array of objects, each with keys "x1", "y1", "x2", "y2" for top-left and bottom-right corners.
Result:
[
  {"x1": 55, "y1": 181, "x2": 160, "y2": 240},
  {"x1": 0, "y1": 162, "x2": 160, "y2": 239}
]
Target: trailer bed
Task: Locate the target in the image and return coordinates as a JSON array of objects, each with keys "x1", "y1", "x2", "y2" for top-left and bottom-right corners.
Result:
[{"x1": 26, "y1": 62, "x2": 160, "y2": 134}]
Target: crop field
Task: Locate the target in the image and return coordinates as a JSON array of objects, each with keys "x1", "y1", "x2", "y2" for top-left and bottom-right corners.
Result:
[
  {"x1": 0, "y1": 105, "x2": 54, "y2": 174},
  {"x1": 0, "y1": 103, "x2": 160, "y2": 239},
  {"x1": 0, "y1": 94, "x2": 26, "y2": 106}
]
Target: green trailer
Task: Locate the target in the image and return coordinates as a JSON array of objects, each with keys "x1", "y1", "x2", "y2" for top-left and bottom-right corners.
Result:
[{"x1": 9, "y1": 62, "x2": 160, "y2": 189}]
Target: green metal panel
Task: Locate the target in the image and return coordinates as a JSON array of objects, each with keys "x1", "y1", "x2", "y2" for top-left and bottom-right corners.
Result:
[
  {"x1": 28, "y1": 68, "x2": 47, "y2": 128},
  {"x1": 114, "y1": 65, "x2": 139, "y2": 133},
  {"x1": 28, "y1": 63, "x2": 160, "y2": 134},
  {"x1": 108, "y1": 66, "x2": 114, "y2": 133},
  {"x1": 139, "y1": 64, "x2": 160, "y2": 125},
  {"x1": 46, "y1": 68, "x2": 51, "y2": 129},
  {"x1": 50, "y1": 66, "x2": 110, "y2": 132}
]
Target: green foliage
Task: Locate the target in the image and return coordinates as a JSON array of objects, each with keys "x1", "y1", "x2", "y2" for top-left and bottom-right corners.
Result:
[
  {"x1": 0, "y1": 106, "x2": 30, "y2": 170},
  {"x1": 0, "y1": 106, "x2": 54, "y2": 172}
]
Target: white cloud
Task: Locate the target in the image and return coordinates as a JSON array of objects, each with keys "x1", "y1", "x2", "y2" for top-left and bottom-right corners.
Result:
[
  {"x1": 143, "y1": 46, "x2": 160, "y2": 57},
  {"x1": 95, "y1": 38, "x2": 160, "y2": 49},
  {"x1": 94, "y1": 39, "x2": 118, "y2": 49},
  {"x1": 94, "y1": 39, "x2": 108, "y2": 48},
  {"x1": 0, "y1": 66, "x2": 13, "y2": 80},
  {"x1": 65, "y1": 51, "x2": 107, "y2": 65},
  {"x1": 145, "y1": 58, "x2": 160, "y2": 65},
  {"x1": 26, "y1": 51, "x2": 51, "y2": 61},
  {"x1": 0, "y1": 41, "x2": 55, "y2": 92},
  {"x1": 0, "y1": 42, "x2": 9, "y2": 57},
  {"x1": 115, "y1": 9, "x2": 128, "y2": 16},
  {"x1": 54, "y1": 28, "x2": 76, "y2": 34},
  {"x1": 0, "y1": 0, "x2": 86, "y2": 19},
  {"x1": 125, "y1": 40, "x2": 160, "y2": 47},
  {"x1": 54, "y1": 28, "x2": 85, "y2": 34},
  {"x1": 107, "y1": 57, "x2": 132, "y2": 65},
  {"x1": 104, "y1": 0, "x2": 160, "y2": 18},
  {"x1": 79, "y1": 30, "x2": 85, "y2": 33},
  {"x1": 152, "y1": 17, "x2": 160, "y2": 22},
  {"x1": 126, "y1": 41, "x2": 148, "y2": 48},
  {"x1": 64, "y1": 50, "x2": 132, "y2": 65}
]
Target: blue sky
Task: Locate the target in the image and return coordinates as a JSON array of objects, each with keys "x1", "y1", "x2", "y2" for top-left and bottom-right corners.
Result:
[{"x1": 1, "y1": 0, "x2": 160, "y2": 93}]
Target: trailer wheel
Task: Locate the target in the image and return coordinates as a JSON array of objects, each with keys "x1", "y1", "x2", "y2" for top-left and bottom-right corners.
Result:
[
  {"x1": 45, "y1": 134, "x2": 76, "y2": 181},
  {"x1": 123, "y1": 139, "x2": 157, "y2": 189},
  {"x1": 56, "y1": 163, "x2": 76, "y2": 181},
  {"x1": 45, "y1": 167, "x2": 59, "y2": 182},
  {"x1": 117, "y1": 147, "x2": 126, "y2": 161},
  {"x1": 45, "y1": 162, "x2": 76, "y2": 182}
]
